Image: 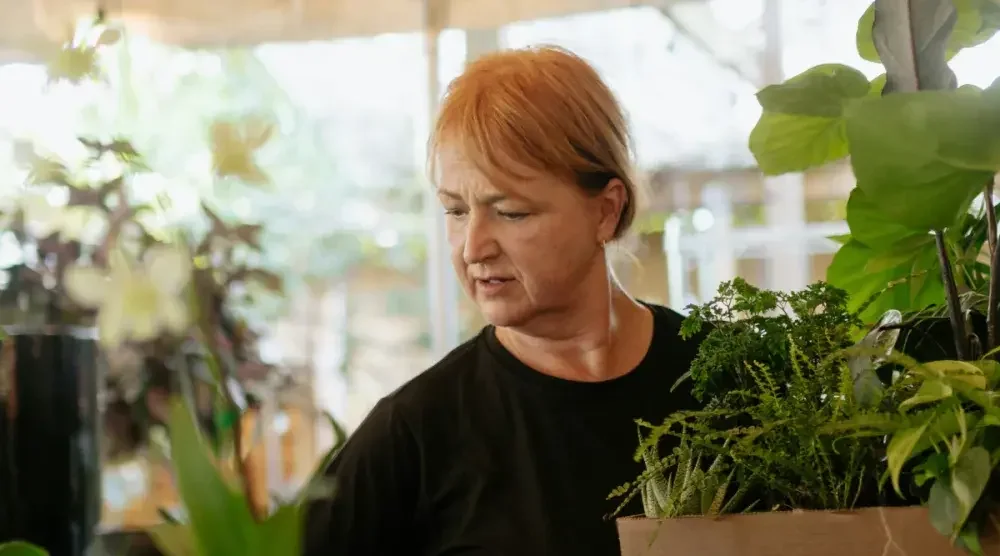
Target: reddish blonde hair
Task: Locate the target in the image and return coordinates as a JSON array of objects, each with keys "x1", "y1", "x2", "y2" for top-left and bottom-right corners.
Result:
[{"x1": 428, "y1": 45, "x2": 641, "y2": 240}]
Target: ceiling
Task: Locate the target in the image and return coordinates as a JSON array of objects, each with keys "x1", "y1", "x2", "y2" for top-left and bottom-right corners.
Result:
[
  {"x1": 4, "y1": 0, "x2": 654, "y2": 50},
  {"x1": 0, "y1": 0, "x2": 763, "y2": 79}
]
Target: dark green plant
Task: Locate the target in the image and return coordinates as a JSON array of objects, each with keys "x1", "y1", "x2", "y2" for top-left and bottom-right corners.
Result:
[
  {"x1": 611, "y1": 280, "x2": 910, "y2": 518},
  {"x1": 676, "y1": 278, "x2": 862, "y2": 401}
]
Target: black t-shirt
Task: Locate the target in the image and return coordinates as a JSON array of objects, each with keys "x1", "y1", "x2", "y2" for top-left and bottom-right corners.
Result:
[{"x1": 302, "y1": 303, "x2": 704, "y2": 556}]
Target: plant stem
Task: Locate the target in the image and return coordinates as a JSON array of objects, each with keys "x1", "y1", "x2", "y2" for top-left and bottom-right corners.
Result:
[
  {"x1": 987, "y1": 181, "x2": 1000, "y2": 353},
  {"x1": 935, "y1": 230, "x2": 968, "y2": 360},
  {"x1": 986, "y1": 183, "x2": 997, "y2": 255}
]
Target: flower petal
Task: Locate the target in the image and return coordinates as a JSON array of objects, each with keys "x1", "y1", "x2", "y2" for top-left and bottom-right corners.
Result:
[
  {"x1": 63, "y1": 265, "x2": 108, "y2": 308},
  {"x1": 144, "y1": 245, "x2": 191, "y2": 293},
  {"x1": 98, "y1": 295, "x2": 126, "y2": 348},
  {"x1": 160, "y1": 298, "x2": 189, "y2": 334},
  {"x1": 129, "y1": 311, "x2": 158, "y2": 342},
  {"x1": 61, "y1": 206, "x2": 107, "y2": 243},
  {"x1": 107, "y1": 249, "x2": 133, "y2": 281}
]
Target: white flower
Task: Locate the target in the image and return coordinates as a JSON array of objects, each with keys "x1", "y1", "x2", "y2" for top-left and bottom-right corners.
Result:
[
  {"x1": 64, "y1": 245, "x2": 192, "y2": 348},
  {"x1": 19, "y1": 193, "x2": 106, "y2": 242}
]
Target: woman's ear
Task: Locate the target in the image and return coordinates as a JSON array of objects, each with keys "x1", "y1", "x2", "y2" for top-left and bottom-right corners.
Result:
[{"x1": 596, "y1": 178, "x2": 628, "y2": 243}]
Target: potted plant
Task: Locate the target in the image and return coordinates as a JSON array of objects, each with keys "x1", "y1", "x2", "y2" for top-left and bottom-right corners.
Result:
[
  {"x1": 0, "y1": 13, "x2": 293, "y2": 554},
  {"x1": 0, "y1": 15, "x2": 130, "y2": 554},
  {"x1": 613, "y1": 0, "x2": 1000, "y2": 554}
]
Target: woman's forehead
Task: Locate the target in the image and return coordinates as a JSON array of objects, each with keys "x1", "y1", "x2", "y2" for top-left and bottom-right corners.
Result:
[{"x1": 436, "y1": 142, "x2": 573, "y2": 201}]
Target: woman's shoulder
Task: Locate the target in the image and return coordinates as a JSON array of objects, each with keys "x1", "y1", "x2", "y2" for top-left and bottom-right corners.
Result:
[
  {"x1": 375, "y1": 331, "x2": 489, "y2": 415},
  {"x1": 642, "y1": 301, "x2": 685, "y2": 325},
  {"x1": 641, "y1": 300, "x2": 711, "y2": 347}
]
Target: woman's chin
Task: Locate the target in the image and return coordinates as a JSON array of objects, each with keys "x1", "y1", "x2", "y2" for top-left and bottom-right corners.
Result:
[{"x1": 478, "y1": 300, "x2": 533, "y2": 329}]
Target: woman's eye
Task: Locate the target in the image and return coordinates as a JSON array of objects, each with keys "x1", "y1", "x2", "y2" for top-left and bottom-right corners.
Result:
[
  {"x1": 498, "y1": 211, "x2": 529, "y2": 221},
  {"x1": 444, "y1": 208, "x2": 467, "y2": 217}
]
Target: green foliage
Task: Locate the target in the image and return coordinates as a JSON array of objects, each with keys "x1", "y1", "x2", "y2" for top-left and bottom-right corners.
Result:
[
  {"x1": 750, "y1": 0, "x2": 1000, "y2": 325},
  {"x1": 0, "y1": 542, "x2": 47, "y2": 556},
  {"x1": 678, "y1": 277, "x2": 862, "y2": 401},
  {"x1": 613, "y1": 280, "x2": 902, "y2": 517},
  {"x1": 749, "y1": 64, "x2": 875, "y2": 175},
  {"x1": 150, "y1": 399, "x2": 304, "y2": 556},
  {"x1": 618, "y1": 435, "x2": 752, "y2": 520},
  {"x1": 856, "y1": 0, "x2": 1000, "y2": 64},
  {"x1": 826, "y1": 356, "x2": 1000, "y2": 552}
]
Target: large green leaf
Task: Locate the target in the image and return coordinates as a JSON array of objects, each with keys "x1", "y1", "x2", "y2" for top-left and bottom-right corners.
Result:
[
  {"x1": 256, "y1": 503, "x2": 303, "y2": 555},
  {"x1": 857, "y1": 0, "x2": 995, "y2": 64},
  {"x1": 872, "y1": 0, "x2": 958, "y2": 93},
  {"x1": 0, "y1": 543, "x2": 47, "y2": 556},
  {"x1": 844, "y1": 92, "x2": 996, "y2": 232},
  {"x1": 846, "y1": 188, "x2": 930, "y2": 249},
  {"x1": 749, "y1": 65, "x2": 872, "y2": 175},
  {"x1": 167, "y1": 399, "x2": 258, "y2": 556},
  {"x1": 827, "y1": 238, "x2": 943, "y2": 322},
  {"x1": 755, "y1": 64, "x2": 871, "y2": 117}
]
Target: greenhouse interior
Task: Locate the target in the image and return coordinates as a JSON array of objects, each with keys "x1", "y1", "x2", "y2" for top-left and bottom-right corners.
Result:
[{"x1": 3, "y1": 0, "x2": 1000, "y2": 554}]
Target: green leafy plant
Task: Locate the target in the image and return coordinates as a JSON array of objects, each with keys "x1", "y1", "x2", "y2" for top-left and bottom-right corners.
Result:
[
  {"x1": 609, "y1": 434, "x2": 751, "y2": 520},
  {"x1": 148, "y1": 399, "x2": 303, "y2": 556},
  {"x1": 825, "y1": 353, "x2": 1000, "y2": 552},
  {"x1": 750, "y1": 0, "x2": 1000, "y2": 360},
  {"x1": 704, "y1": 0, "x2": 1000, "y2": 552},
  {"x1": 611, "y1": 280, "x2": 910, "y2": 518}
]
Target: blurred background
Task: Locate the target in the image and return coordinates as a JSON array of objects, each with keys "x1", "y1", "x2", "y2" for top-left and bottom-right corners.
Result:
[{"x1": 0, "y1": 0, "x2": 997, "y2": 535}]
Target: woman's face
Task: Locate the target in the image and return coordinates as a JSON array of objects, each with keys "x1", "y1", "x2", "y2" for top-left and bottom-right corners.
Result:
[{"x1": 436, "y1": 145, "x2": 625, "y2": 329}]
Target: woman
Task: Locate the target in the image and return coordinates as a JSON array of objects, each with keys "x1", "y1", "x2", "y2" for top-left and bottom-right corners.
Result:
[{"x1": 303, "y1": 45, "x2": 705, "y2": 556}]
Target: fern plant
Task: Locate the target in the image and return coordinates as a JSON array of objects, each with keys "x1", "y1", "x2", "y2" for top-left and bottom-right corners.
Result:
[{"x1": 612, "y1": 279, "x2": 913, "y2": 518}]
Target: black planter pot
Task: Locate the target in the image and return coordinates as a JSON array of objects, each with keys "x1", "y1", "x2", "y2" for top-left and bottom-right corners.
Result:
[
  {"x1": 893, "y1": 311, "x2": 989, "y2": 363},
  {"x1": 0, "y1": 326, "x2": 102, "y2": 556}
]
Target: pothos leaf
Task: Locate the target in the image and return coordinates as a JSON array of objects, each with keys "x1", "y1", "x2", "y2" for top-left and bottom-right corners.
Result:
[
  {"x1": 949, "y1": 446, "x2": 992, "y2": 531},
  {"x1": 928, "y1": 479, "x2": 964, "y2": 537},
  {"x1": 887, "y1": 420, "x2": 931, "y2": 495}
]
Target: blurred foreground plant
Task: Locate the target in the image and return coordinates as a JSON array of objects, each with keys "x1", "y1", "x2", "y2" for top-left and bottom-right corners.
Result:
[{"x1": 0, "y1": 542, "x2": 47, "y2": 556}]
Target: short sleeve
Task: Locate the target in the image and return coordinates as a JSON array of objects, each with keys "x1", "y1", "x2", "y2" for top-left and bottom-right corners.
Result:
[{"x1": 301, "y1": 398, "x2": 421, "y2": 555}]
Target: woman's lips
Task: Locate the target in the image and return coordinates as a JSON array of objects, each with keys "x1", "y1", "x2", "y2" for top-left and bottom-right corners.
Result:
[{"x1": 475, "y1": 277, "x2": 512, "y2": 295}]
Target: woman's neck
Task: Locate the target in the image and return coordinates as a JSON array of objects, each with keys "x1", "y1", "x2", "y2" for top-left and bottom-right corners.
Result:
[{"x1": 495, "y1": 286, "x2": 654, "y2": 383}]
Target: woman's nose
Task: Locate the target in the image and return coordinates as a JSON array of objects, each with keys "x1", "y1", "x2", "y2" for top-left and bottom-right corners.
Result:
[{"x1": 462, "y1": 213, "x2": 499, "y2": 264}]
